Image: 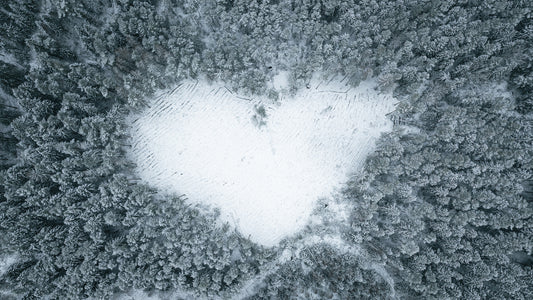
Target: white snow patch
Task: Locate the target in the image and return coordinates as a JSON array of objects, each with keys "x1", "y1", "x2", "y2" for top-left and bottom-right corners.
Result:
[
  {"x1": 271, "y1": 71, "x2": 290, "y2": 91},
  {"x1": 0, "y1": 52, "x2": 22, "y2": 68},
  {"x1": 399, "y1": 125, "x2": 421, "y2": 134},
  {"x1": 0, "y1": 254, "x2": 17, "y2": 276},
  {"x1": 128, "y1": 76, "x2": 396, "y2": 246}
]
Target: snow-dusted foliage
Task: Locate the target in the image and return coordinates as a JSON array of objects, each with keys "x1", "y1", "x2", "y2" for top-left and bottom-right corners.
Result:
[{"x1": 0, "y1": 0, "x2": 532, "y2": 299}]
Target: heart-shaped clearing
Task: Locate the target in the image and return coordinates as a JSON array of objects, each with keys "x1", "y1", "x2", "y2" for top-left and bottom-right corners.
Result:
[{"x1": 129, "y1": 75, "x2": 396, "y2": 246}]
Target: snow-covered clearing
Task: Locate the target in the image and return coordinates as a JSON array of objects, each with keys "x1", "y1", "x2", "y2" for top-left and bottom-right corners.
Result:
[{"x1": 128, "y1": 74, "x2": 397, "y2": 246}]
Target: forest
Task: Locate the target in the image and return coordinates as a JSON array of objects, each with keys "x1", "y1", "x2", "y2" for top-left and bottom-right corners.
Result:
[{"x1": 0, "y1": 0, "x2": 532, "y2": 299}]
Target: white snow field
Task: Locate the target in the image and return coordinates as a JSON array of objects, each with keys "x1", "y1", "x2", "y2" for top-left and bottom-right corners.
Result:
[{"x1": 128, "y1": 75, "x2": 397, "y2": 246}]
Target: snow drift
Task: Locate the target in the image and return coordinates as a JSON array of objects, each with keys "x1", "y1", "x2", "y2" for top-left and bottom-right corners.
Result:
[{"x1": 128, "y1": 75, "x2": 397, "y2": 246}]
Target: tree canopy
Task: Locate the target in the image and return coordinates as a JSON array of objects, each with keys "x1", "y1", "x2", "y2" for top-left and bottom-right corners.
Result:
[{"x1": 0, "y1": 0, "x2": 532, "y2": 299}]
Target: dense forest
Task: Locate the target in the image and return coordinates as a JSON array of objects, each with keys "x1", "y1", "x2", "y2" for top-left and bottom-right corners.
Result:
[{"x1": 0, "y1": 0, "x2": 532, "y2": 299}]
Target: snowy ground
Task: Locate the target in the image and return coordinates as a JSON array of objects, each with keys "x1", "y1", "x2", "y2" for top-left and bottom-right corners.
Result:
[
  {"x1": 0, "y1": 254, "x2": 17, "y2": 277},
  {"x1": 128, "y1": 74, "x2": 396, "y2": 246},
  {"x1": 0, "y1": 255, "x2": 19, "y2": 299}
]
